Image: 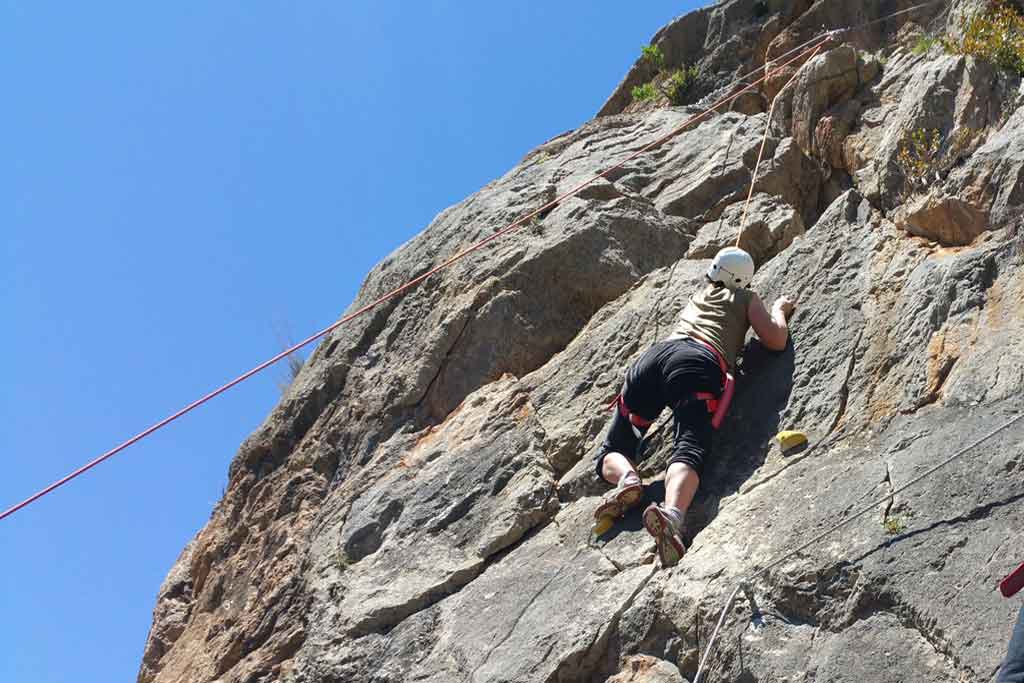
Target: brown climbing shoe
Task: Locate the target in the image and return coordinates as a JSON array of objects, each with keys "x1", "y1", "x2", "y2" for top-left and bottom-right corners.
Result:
[
  {"x1": 593, "y1": 476, "x2": 643, "y2": 523},
  {"x1": 643, "y1": 503, "x2": 688, "y2": 568}
]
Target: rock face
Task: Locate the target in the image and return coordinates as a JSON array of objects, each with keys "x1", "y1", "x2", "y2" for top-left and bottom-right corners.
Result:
[{"x1": 140, "y1": 2, "x2": 1024, "y2": 682}]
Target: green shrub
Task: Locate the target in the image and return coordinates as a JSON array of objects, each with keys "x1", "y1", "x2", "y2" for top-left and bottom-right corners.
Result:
[
  {"x1": 897, "y1": 128, "x2": 942, "y2": 193},
  {"x1": 753, "y1": 0, "x2": 770, "y2": 18},
  {"x1": 664, "y1": 65, "x2": 700, "y2": 104},
  {"x1": 947, "y1": 1, "x2": 1024, "y2": 74},
  {"x1": 912, "y1": 35, "x2": 939, "y2": 55},
  {"x1": 641, "y1": 44, "x2": 665, "y2": 70},
  {"x1": 631, "y1": 82, "x2": 659, "y2": 102},
  {"x1": 883, "y1": 516, "x2": 907, "y2": 535},
  {"x1": 897, "y1": 127, "x2": 979, "y2": 194}
]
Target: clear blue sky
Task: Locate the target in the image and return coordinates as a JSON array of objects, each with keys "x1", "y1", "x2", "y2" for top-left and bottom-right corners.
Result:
[{"x1": 2, "y1": 2, "x2": 703, "y2": 680}]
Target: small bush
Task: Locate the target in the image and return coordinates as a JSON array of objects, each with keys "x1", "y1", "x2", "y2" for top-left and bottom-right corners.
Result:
[
  {"x1": 883, "y1": 516, "x2": 907, "y2": 535},
  {"x1": 272, "y1": 321, "x2": 307, "y2": 393},
  {"x1": 753, "y1": 0, "x2": 770, "y2": 18},
  {"x1": 641, "y1": 44, "x2": 665, "y2": 70},
  {"x1": 947, "y1": 1, "x2": 1024, "y2": 74},
  {"x1": 664, "y1": 65, "x2": 700, "y2": 104},
  {"x1": 896, "y1": 127, "x2": 979, "y2": 195},
  {"x1": 897, "y1": 127, "x2": 942, "y2": 192},
  {"x1": 631, "y1": 82, "x2": 659, "y2": 102}
]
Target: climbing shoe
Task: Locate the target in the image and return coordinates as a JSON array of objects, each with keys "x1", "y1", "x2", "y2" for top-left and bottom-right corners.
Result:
[
  {"x1": 642, "y1": 503, "x2": 688, "y2": 568},
  {"x1": 592, "y1": 473, "x2": 643, "y2": 535}
]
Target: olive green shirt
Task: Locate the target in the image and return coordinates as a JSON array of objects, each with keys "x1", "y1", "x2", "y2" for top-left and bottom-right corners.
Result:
[{"x1": 668, "y1": 283, "x2": 753, "y2": 370}]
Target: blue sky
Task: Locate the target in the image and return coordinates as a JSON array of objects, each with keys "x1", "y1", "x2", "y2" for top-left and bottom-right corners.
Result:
[{"x1": 2, "y1": 2, "x2": 703, "y2": 680}]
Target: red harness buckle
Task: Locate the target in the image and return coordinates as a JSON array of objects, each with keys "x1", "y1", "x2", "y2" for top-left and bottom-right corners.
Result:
[
  {"x1": 689, "y1": 338, "x2": 734, "y2": 430},
  {"x1": 613, "y1": 394, "x2": 654, "y2": 429}
]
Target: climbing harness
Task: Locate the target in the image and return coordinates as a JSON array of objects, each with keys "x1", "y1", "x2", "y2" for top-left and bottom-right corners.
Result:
[
  {"x1": 613, "y1": 394, "x2": 656, "y2": 438},
  {"x1": 693, "y1": 407, "x2": 1024, "y2": 683},
  {"x1": 690, "y1": 336, "x2": 734, "y2": 430},
  {"x1": 1, "y1": 30, "x2": 834, "y2": 523},
  {"x1": 609, "y1": 334, "x2": 734, "y2": 436}
]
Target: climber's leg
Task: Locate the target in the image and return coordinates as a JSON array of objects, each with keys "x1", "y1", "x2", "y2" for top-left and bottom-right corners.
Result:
[
  {"x1": 663, "y1": 397, "x2": 712, "y2": 517},
  {"x1": 997, "y1": 606, "x2": 1024, "y2": 683},
  {"x1": 664, "y1": 461, "x2": 700, "y2": 517},
  {"x1": 593, "y1": 348, "x2": 667, "y2": 528},
  {"x1": 593, "y1": 410, "x2": 646, "y2": 525},
  {"x1": 600, "y1": 450, "x2": 640, "y2": 487},
  {"x1": 642, "y1": 397, "x2": 712, "y2": 567}
]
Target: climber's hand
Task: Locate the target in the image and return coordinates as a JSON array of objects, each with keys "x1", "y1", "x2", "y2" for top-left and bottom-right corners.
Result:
[{"x1": 773, "y1": 296, "x2": 796, "y2": 320}]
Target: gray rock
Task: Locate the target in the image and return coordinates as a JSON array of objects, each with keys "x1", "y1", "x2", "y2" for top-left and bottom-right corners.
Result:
[
  {"x1": 896, "y1": 191, "x2": 990, "y2": 246},
  {"x1": 331, "y1": 377, "x2": 558, "y2": 638},
  {"x1": 687, "y1": 192, "x2": 805, "y2": 267},
  {"x1": 606, "y1": 655, "x2": 684, "y2": 683},
  {"x1": 789, "y1": 45, "x2": 864, "y2": 161},
  {"x1": 138, "y1": 3, "x2": 1024, "y2": 683},
  {"x1": 138, "y1": 541, "x2": 195, "y2": 683},
  {"x1": 949, "y1": 103, "x2": 1024, "y2": 230}
]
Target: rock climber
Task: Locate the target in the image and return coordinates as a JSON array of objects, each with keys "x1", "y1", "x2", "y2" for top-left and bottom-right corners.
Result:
[{"x1": 593, "y1": 246, "x2": 795, "y2": 567}]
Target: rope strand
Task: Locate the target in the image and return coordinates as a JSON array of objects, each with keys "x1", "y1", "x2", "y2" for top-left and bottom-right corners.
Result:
[
  {"x1": 0, "y1": 0, "x2": 952, "y2": 523},
  {"x1": 735, "y1": 43, "x2": 825, "y2": 248},
  {"x1": 0, "y1": 38, "x2": 832, "y2": 523},
  {"x1": 694, "y1": 408, "x2": 1023, "y2": 683}
]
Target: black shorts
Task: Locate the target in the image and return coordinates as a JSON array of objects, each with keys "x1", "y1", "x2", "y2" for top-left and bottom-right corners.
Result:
[{"x1": 594, "y1": 338, "x2": 723, "y2": 481}]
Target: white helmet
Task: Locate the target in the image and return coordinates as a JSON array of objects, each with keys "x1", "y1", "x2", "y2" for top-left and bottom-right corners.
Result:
[{"x1": 707, "y1": 247, "x2": 755, "y2": 289}]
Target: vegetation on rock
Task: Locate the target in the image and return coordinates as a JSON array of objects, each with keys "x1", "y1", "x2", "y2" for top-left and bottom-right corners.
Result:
[
  {"x1": 884, "y1": 516, "x2": 908, "y2": 536},
  {"x1": 896, "y1": 127, "x2": 979, "y2": 196},
  {"x1": 947, "y1": 0, "x2": 1024, "y2": 74},
  {"x1": 631, "y1": 81, "x2": 659, "y2": 102},
  {"x1": 664, "y1": 65, "x2": 699, "y2": 104},
  {"x1": 640, "y1": 43, "x2": 665, "y2": 70},
  {"x1": 912, "y1": 35, "x2": 940, "y2": 55}
]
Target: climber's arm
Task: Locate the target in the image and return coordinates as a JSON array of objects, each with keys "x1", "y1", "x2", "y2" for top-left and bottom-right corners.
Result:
[{"x1": 749, "y1": 293, "x2": 794, "y2": 352}]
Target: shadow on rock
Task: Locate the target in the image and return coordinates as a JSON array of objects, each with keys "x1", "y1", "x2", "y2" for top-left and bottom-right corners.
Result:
[
  {"x1": 849, "y1": 491, "x2": 1024, "y2": 565},
  {"x1": 702, "y1": 338, "x2": 796, "y2": 506}
]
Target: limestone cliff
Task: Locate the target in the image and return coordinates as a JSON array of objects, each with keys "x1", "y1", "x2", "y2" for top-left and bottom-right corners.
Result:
[{"x1": 140, "y1": 1, "x2": 1024, "y2": 681}]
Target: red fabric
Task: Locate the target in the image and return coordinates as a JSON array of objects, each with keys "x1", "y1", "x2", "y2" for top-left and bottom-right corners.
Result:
[
  {"x1": 1002, "y1": 561, "x2": 1024, "y2": 598},
  {"x1": 688, "y1": 337, "x2": 734, "y2": 429},
  {"x1": 711, "y1": 374, "x2": 735, "y2": 430}
]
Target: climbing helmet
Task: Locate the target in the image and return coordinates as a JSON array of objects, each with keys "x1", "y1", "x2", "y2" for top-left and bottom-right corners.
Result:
[{"x1": 707, "y1": 247, "x2": 754, "y2": 289}]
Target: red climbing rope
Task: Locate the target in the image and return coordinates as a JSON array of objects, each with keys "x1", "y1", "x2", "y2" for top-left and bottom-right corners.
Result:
[{"x1": 0, "y1": 38, "x2": 832, "y2": 523}]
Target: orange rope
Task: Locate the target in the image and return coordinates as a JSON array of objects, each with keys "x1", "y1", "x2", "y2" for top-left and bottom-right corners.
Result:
[{"x1": 736, "y1": 43, "x2": 825, "y2": 248}]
